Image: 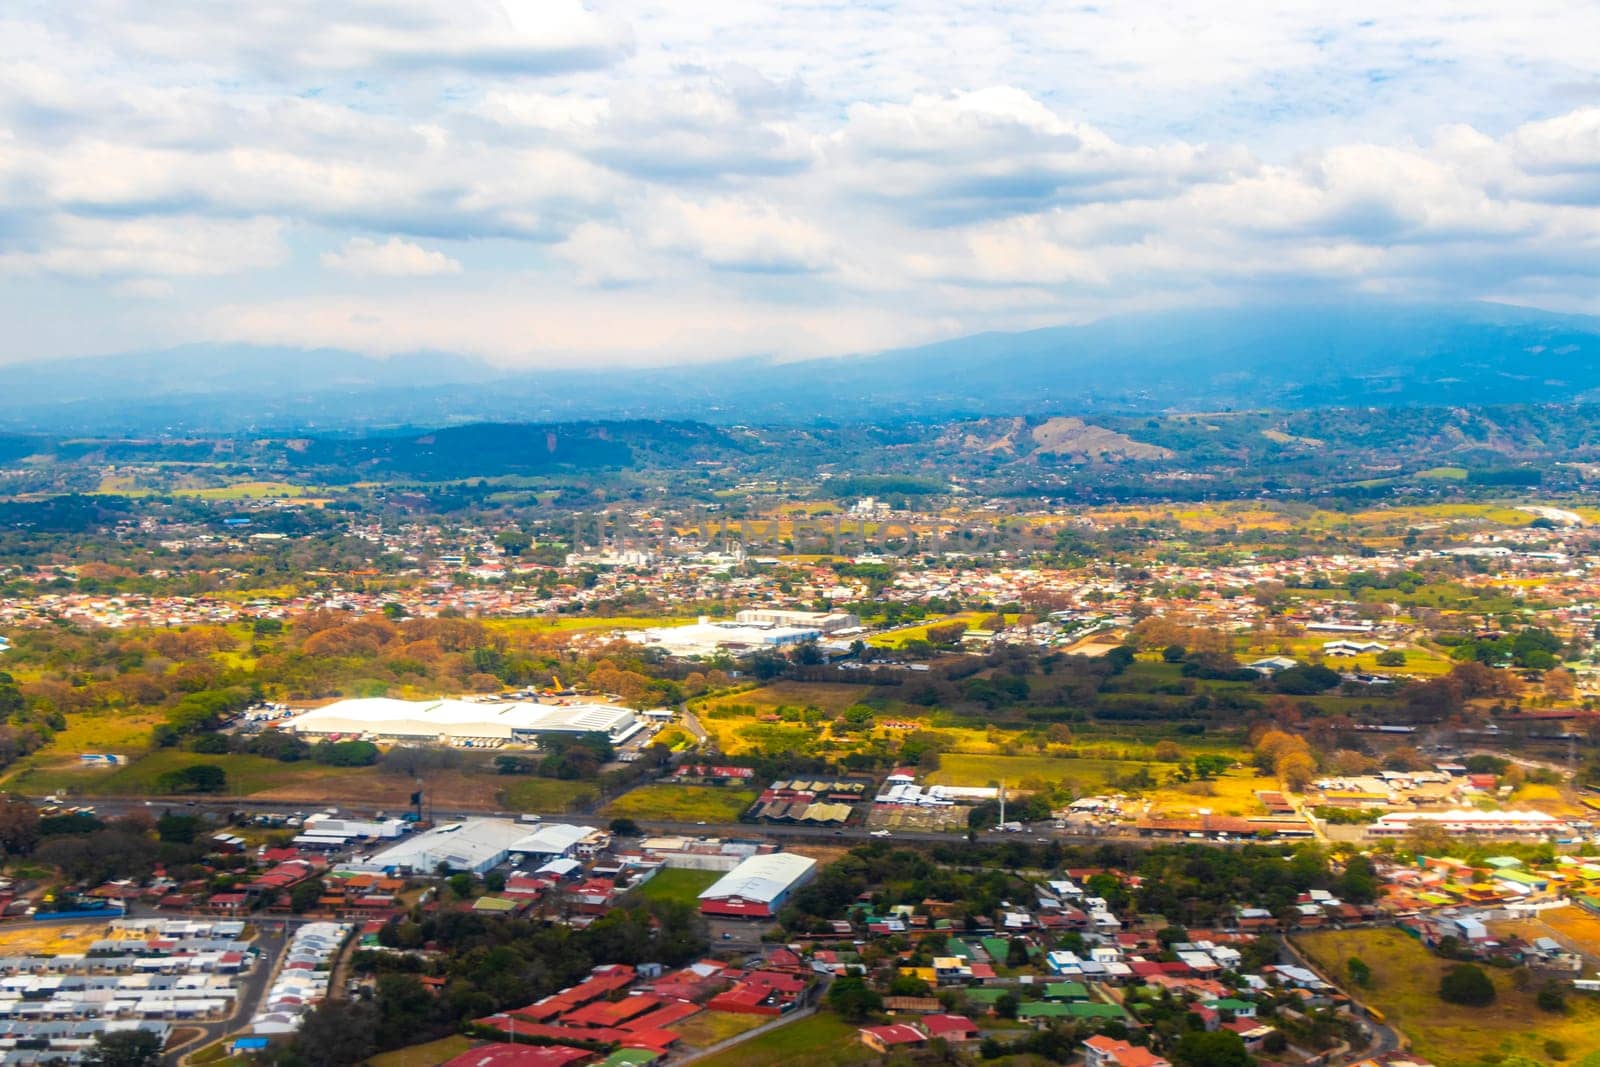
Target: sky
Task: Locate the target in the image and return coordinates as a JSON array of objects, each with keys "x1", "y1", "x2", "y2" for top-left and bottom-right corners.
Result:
[{"x1": 2, "y1": 1, "x2": 1600, "y2": 367}]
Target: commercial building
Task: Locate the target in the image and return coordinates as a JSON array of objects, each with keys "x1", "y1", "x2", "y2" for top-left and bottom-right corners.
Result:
[
  {"x1": 698, "y1": 853, "x2": 816, "y2": 918},
  {"x1": 287, "y1": 697, "x2": 642, "y2": 748},
  {"x1": 1367, "y1": 809, "x2": 1572, "y2": 839},
  {"x1": 626, "y1": 617, "x2": 821, "y2": 657},
  {"x1": 734, "y1": 609, "x2": 860, "y2": 634},
  {"x1": 367, "y1": 819, "x2": 534, "y2": 877}
]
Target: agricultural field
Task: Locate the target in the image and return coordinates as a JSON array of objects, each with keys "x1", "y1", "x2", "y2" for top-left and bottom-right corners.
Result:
[
  {"x1": 1295, "y1": 927, "x2": 1600, "y2": 1067},
  {"x1": 497, "y1": 777, "x2": 599, "y2": 813},
  {"x1": 629, "y1": 867, "x2": 721, "y2": 907},
  {"x1": 605, "y1": 784, "x2": 758, "y2": 823},
  {"x1": 689, "y1": 1013, "x2": 875, "y2": 1067}
]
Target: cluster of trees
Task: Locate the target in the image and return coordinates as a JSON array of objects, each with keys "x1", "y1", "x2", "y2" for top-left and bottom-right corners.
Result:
[
  {"x1": 1253, "y1": 729, "x2": 1316, "y2": 792},
  {"x1": 293, "y1": 902, "x2": 708, "y2": 1061},
  {"x1": 192, "y1": 730, "x2": 378, "y2": 766},
  {"x1": 1445, "y1": 626, "x2": 1566, "y2": 670}
]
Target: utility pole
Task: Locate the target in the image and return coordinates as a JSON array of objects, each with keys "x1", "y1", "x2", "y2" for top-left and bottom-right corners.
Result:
[{"x1": 999, "y1": 779, "x2": 1006, "y2": 827}]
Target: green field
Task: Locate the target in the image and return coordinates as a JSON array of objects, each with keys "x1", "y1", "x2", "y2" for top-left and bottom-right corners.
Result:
[
  {"x1": 630, "y1": 867, "x2": 721, "y2": 907},
  {"x1": 690, "y1": 1013, "x2": 873, "y2": 1067},
  {"x1": 498, "y1": 777, "x2": 599, "y2": 813},
  {"x1": 1296, "y1": 927, "x2": 1600, "y2": 1066},
  {"x1": 5, "y1": 750, "x2": 351, "y2": 798},
  {"x1": 605, "y1": 784, "x2": 758, "y2": 823}
]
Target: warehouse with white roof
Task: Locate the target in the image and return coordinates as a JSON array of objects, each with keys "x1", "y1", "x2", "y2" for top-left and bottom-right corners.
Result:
[
  {"x1": 698, "y1": 852, "x2": 816, "y2": 918},
  {"x1": 286, "y1": 696, "x2": 643, "y2": 747}
]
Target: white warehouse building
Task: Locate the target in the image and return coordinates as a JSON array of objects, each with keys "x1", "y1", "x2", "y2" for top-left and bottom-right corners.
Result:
[{"x1": 286, "y1": 697, "x2": 643, "y2": 748}]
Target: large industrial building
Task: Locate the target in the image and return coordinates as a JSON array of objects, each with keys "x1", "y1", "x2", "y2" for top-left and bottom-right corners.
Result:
[
  {"x1": 627, "y1": 616, "x2": 821, "y2": 658},
  {"x1": 733, "y1": 609, "x2": 861, "y2": 634},
  {"x1": 363, "y1": 819, "x2": 602, "y2": 876},
  {"x1": 698, "y1": 852, "x2": 817, "y2": 918},
  {"x1": 286, "y1": 697, "x2": 643, "y2": 748}
]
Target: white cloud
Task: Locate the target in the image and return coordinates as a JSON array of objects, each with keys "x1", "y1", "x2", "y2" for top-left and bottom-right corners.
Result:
[
  {"x1": 321, "y1": 236, "x2": 463, "y2": 277},
  {"x1": 6, "y1": 2, "x2": 1600, "y2": 363}
]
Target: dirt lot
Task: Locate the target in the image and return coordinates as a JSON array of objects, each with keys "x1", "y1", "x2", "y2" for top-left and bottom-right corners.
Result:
[
  {"x1": 1495, "y1": 904, "x2": 1600, "y2": 966},
  {"x1": 0, "y1": 922, "x2": 113, "y2": 955}
]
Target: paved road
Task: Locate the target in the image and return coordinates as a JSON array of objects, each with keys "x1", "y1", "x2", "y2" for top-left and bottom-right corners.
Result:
[{"x1": 54, "y1": 795, "x2": 1165, "y2": 848}]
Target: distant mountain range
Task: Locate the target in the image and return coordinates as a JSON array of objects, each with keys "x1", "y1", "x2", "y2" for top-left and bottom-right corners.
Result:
[{"x1": 4, "y1": 300, "x2": 1600, "y2": 432}]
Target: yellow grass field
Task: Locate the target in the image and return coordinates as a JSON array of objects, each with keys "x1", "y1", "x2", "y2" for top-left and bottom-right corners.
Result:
[
  {"x1": 365, "y1": 1035, "x2": 476, "y2": 1067},
  {"x1": 0, "y1": 923, "x2": 109, "y2": 956},
  {"x1": 673, "y1": 1011, "x2": 768, "y2": 1048},
  {"x1": 1295, "y1": 927, "x2": 1600, "y2": 1066},
  {"x1": 1496, "y1": 905, "x2": 1600, "y2": 964},
  {"x1": 604, "y1": 784, "x2": 758, "y2": 823},
  {"x1": 696, "y1": 682, "x2": 874, "y2": 715}
]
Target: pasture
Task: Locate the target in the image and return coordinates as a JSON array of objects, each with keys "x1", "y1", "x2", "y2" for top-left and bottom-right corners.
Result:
[
  {"x1": 1295, "y1": 927, "x2": 1600, "y2": 1066},
  {"x1": 497, "y1": 777, "x2": 599, "y2": 813},
  {"x1": 605, "y1": 784, "x2": 758, "y2": 823}
]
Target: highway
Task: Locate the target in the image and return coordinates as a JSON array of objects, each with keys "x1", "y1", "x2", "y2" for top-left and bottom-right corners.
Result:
[{"x1": 43, "y1": 793, "x2": 1162, "y2": 848}]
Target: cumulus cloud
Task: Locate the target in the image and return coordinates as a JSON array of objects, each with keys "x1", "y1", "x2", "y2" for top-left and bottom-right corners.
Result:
[
  {"x1": 5, "y1": 1, "x2": 1600, "y2": 363},
  {"x1": 321, "y1": 236, "x2": 463, "y2": 276}
]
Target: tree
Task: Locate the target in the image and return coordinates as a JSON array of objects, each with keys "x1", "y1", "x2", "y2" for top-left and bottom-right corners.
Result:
[
  {"x1": 289, "y1": 877, "x2": 326, "y2": 915},
  {"x1": 82, "y1": 1029, "x2": 164, "y2": 1067},
  {"x1": 1538, "y1": 980, "x2": 1568, "y2": 1013},
  {"x1": 293, "y1": 1000, "x2": 379, "y2": 1067},
  {"x1": 1375, "y1": 649, "x2": 1407, "y2": 667},
  {"x1": 1439, "y1": 963, "x2": 1495, "y2": 1007},
  {"x1": 1154, "y1": 740, "x2": 1183, "y2": 762},
  {"x1": 827, "y1": 976, "x2": 882, "y2": 1021},
  {"x1": 1172, "y1": 1029, "x2": 1253, "y2": 1067},
  {"x1": 610, "y1": 818, "x2": 641, "y2": 836},
  {"x1": 1346, "y1": 956, "x2": 1371, "y2": 987},
  {"x1": 0, "y1": 793, "x2": 40, "y2": 856},
  {"x1": 1546, "y1": 668, "x2": 1578, "y2": 701},
  {"x1": 995, "y1": 991, "x2": 1019, "y2": 1019},
  {"x1": 1276, "y1": 750, "x2": 1317, "y2": 793}
]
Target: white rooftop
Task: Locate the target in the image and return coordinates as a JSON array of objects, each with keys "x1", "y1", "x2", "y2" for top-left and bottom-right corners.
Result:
[{"x1": 698, "y1": 853, "x2": 816, "y2": 904}]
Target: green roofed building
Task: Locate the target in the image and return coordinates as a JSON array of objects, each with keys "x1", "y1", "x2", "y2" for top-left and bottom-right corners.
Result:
[
  {"x1": 601, "y1": 1050, "x2": 660, "y2": 1067},
  {"x1": 1017, "y1": 1002, "x2": 1076, "y2": 1020},
  {"x1": 1066, "y1": 1002, "x2": 1127, "y2": 1020},
  {"x1": 962, "y1": 988, "x2": 1009, "y2": 1006},
  {"x1": 945, "y1": 937, "x2": 974, "y2": 959},
  {"x1": 981, "y1": 937, "x2": 1013, "y2": 961}
]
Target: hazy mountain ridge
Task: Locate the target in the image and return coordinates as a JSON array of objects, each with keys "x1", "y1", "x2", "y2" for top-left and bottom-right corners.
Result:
[{"x1": 4, "y1": 300, "x2": 1600, "y2": 432}]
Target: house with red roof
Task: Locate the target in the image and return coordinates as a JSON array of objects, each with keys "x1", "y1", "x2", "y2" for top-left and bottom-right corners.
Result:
[
  {"x1": 859, "y1": 1023, "x2": 925, "y2": 1053},
  {"x1": 705, "y1": 970, "x2": 807, "y2": 1015},
  {"x1": 920, "y1": 1014, "x2": 979, "y2": 1043}
]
